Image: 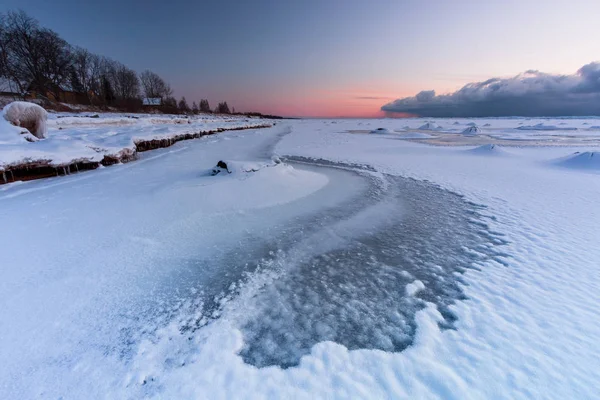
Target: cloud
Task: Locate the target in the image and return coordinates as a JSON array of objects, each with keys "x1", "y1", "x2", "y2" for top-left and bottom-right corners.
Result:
[
  {"x1": 381, "y1": 62, "x2": 600, "y2": 117},
  {"x1": 354, "y1": 96, "x2": 394, "y2": 100}
]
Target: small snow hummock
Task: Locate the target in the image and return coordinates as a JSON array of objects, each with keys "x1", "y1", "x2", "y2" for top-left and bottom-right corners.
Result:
[
  {"x1": 211, "y1": 159, "x2": 279, "y2": 175},
  {"x1": 370, "y1": 128, "x2": 393, "y2": 134},
  {"x1": 553, "y1": 151, "x2": 600, "y2": 171},
  {"x1": 461, "y1": 126, "x2": 481, "y2": 135},
  {"x1": 466, "y1": 144, "x2": 507, "y2": 156},
  {"x1": 2, "y1": 101, "x2": 48, "y2": 139},
  {"x1": 406, "y1": 280, "x2": 425, "y2": 296},
  {"x1": 418, "y1": 122, "x2": 443, "y2": 131}
]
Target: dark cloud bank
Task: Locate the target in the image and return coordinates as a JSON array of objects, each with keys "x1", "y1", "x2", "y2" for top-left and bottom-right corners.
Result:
[{"x1": 382, "y1": 62, "x2": 600, "y2": 117}]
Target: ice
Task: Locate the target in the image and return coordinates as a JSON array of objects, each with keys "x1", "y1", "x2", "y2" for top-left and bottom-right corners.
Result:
[
  {"x1": 517, "y1": 122, "x2": 577, "y2": 131},
  {"x1": 397, "y1": 132, "x2": 434, "y2": 139}
]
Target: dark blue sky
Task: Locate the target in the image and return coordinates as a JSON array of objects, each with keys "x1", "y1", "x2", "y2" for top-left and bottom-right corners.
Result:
[{"x1": 2, "y1": 0, "x2": 598, "y2": 116}]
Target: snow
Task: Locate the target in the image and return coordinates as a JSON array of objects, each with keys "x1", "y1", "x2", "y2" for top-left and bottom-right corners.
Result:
[
  {"x1": 466, "y1": 143, "x2": 509, "y2": 156},
  {"x1": 0, "y1": 110, "x2": 269, "y2": 171},
  {"x1": 1, "y1": 116, "x2": 600, "y2": 399},
  {"x1": 0, "y1": 116, "x2": 39, "y2": 144},
  {"x1": 517, "y1": 122, "x2": 578, "y2": 131},
  {"x1": 461, "y1": 125, "x2": 481, "y2": 135},
  {"x1": 418, "y1": 122, "x2": 443, "y2": 130},
  {"x1": 2, "y1": 101, "x2": 48, "y2": 139},
  {"x1": 211, "y1": 159, "x2": 279, "y2": 175},
  {"x1": 405, "y1": 280, "x2": 426, "y2": 296},
  {"x1": 370, "y1": 127, "x2": 393, "y2": 134},
  {"x1": 552, "y1": 151, "x2": 600, "y2": 171}
]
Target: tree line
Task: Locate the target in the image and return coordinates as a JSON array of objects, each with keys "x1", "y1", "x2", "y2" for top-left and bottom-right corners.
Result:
[{"x1": 0, "y1": 10, "x2": 233, "y2": 114}]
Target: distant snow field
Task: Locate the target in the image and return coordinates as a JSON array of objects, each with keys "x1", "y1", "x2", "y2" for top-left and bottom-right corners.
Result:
[{"x1": 1, "y1": 115, "x2": 599, "y2": 399}]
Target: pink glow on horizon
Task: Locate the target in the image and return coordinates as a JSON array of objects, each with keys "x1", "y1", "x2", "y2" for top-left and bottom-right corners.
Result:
[{"x1": 233, "y1": 85, "x2": 416, "y2": 118}]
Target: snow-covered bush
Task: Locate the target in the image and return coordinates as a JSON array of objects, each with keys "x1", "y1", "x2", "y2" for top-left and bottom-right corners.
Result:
[{"x1": 2, "y1": 101, "x2": 48, "y2": 139}]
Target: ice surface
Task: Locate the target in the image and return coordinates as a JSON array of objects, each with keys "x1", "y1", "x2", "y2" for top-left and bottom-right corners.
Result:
[{"x1": 237, "y1": 160, "x2": 502, "y2": 368}]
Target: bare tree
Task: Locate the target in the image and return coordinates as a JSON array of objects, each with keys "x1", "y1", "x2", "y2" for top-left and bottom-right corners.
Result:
[
  {"x1": 111, "y1": 61, "x2": 140, "y2": 100},
  {"x1": 0, "y1": 10, "x2": 72, "y2": 99},
  {"x1": 70, "y1": 47, "x2": 97, "y2": 103},
  {"x1": 139, "y1": 70, "x2": 172, "y2": 100},
  {"x1": 192, "y1": 101, "x2": 199, "y2": 114}
]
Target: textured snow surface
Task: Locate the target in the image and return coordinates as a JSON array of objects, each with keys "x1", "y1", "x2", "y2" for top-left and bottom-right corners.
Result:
[{"x1": 1, "y1": 118, "x2": 600, "y2": 399}]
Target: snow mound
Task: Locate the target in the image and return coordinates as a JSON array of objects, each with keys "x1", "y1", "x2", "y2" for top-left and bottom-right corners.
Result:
[
  {"x1": 419, "y1": 122, "x2": 443, "y2": 131},
  {"x1": 588, "y1": 126, "x2": 600, "y2": 129},
  {"x1": 461, "y1": 126, "x2": 482, "y2": 135},
  {"x1": 517, "y1": 123, "x2": 577, "y2": 131},
  {"x1": 0, "y1": 117, "x2": 39, "y2": 144},
  {"x1": 553, "y1": 152, "x2": 600, "y2": 171},
  {"x1": 466, "y1": 122, "x2": 477, "y2": 127},
  {"x1": 2, "y1": 101, "x2": 48, "y2": 138},
  {"x1": 211, "y1": 159, "x2": 278, "y2": 175},
  {"x1": 370, "y1": 128, "x2": 393, "y2": 134},
  {"x1": 466, "y1": 144, "x2": 507, "y2": 156}
]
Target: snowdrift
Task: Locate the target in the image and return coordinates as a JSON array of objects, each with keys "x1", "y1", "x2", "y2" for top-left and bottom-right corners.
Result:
[
  {"x1": 552, "y1": 151, "x2": 600, "y2": 171},
  {"x1": 0, "y1": 116, "x2": 39, "y2": 144},
  {"x1": 2, "y1": 101, "x2": 48, "y2": 139},
  {"x1": 211, "y1": 157, "x2": 282, "y2": 176},
  {"x1": 418, "y1": 122, "x2": 443, "y2": 131},
  {"x1": 461, "y1": 126, "x2": 482, "y2": 135},
  {"x1": 517, "y1": 123, "x2": 577, "y2": 131},
  {"x1": 466, "y1": 144, "x2": 508, "y2": 156}
]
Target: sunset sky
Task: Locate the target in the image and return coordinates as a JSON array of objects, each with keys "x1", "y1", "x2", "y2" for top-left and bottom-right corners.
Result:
[{"x1": 3, "y1": 0, "x2": 600, "y2": 117}]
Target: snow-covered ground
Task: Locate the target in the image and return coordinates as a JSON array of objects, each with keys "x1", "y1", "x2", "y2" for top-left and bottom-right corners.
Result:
[
  {"x1": 1, "y1": 117, "x2": 599, "y2": 399},
  {"x1": 0, "y1": 111, "x2": 270, "y2": 171}
]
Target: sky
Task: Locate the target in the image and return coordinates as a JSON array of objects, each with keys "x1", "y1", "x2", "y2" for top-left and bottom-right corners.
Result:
[{"x1": 2, "y1": 0, "x2": 600, "y2": 117}]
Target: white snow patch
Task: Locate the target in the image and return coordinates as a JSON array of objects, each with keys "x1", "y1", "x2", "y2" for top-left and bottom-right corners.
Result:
[
  {"x1": 405, "y1": 280, "x2": 425, "y2": 296},
  {"x1": 2, "y1": 101, "x2": 48, "y2": 139}
]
